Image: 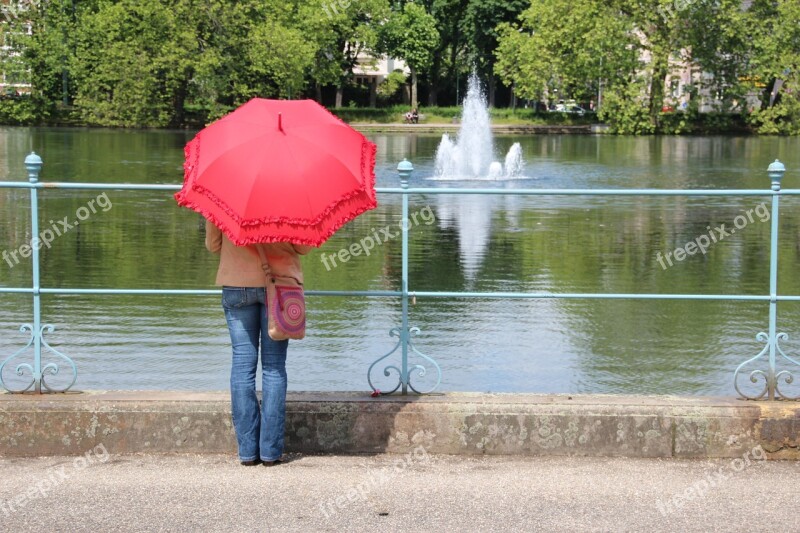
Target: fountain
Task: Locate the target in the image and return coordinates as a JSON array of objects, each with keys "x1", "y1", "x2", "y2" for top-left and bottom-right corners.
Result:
[{"x1": 434, "y1": 73, "x2": 524, "y2": 179}]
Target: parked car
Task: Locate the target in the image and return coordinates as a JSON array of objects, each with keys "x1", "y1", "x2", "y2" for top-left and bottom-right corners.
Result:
[
  {"x1": 566, "y1": 105, "x2": 587, "y2": 115},
  {"x1": 0, "y1": 88, "x2": 20, "y2": 100},
  {"x1": 0, "y1": 87, "x2": 31, "y2": 100},
  {"x1": 548, "y1": 103, "x2": 587, "y2": 115}
]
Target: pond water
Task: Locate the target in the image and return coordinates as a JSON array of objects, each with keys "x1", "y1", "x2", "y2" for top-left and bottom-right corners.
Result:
[{"x1": 1, "y1": 127, "x2": 799, "y2": 396}]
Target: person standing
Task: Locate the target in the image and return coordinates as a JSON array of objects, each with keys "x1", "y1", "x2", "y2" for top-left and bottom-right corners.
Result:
[{"x1": 205, "y1": 220, "x2": 311, "y2": 466}]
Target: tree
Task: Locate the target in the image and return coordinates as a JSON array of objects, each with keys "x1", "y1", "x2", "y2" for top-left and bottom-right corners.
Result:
[
  {"x1": 67, "y1": 0, "x2": 319, "y2": 126},
  {"x1": 300, "y1": 0, "x2": 390, "y2": 108},
  {"x1": 495, "y1": 0, "x2": 751, "y2": 133},
  {"x1": 3, "y1": 0, "x2": 86, "y2": 121},
  {"x1": 464, "y1": 0, "x2": 527, "y2": 107},
  {"x1": 247, "y1": 3, "x2": 315, "y2": 100},
  {"x1": 189, "y1": 0, "x2": 317, "y2": 109},
  {"x1": 746, "y1": 0, "x2": 800, "y2": 134},
  {"x1": 419, "y1": 0, "x2": 470, "y2": 106},
  {"x1": 70, "y1": 0, "x2": 190, "y2": 126},
  {"x1": 495, "y1": 0, "x2": 638, "y2": 122},
  {"x1": 379, "y1": 1, "x2": 439, "y2": 108},
  {"x1": 684, "y1": 0, "x2": 752, "y2": 114}
]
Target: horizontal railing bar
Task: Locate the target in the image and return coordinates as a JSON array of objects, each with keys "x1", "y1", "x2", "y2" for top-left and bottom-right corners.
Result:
[
  {"x1": 2, "y1": 182, "x2": 800, "y2": 196},
  {"x1": 412, "y1": 291, "x2": 773, "y2": 301},
  {"x1": 0, "y1": 182, "x2": 181, "y2": 191},
  {"x1": 0, "y1": 288, "x2": 402, "y2": 297},
  {"x1": 377, "y1": 187, "x2": 800, "y2": 196},
  {"x1": 4, "y1": 287, "x2": 800, "y2": 301},
  {"x1": 307, "y1": 290, "x2": 402, "y2": 297}
]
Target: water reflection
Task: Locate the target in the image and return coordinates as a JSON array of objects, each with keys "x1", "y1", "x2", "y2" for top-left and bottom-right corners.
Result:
[{"x1": 1, "y1": 127, "x2": 800, "y2": 395}]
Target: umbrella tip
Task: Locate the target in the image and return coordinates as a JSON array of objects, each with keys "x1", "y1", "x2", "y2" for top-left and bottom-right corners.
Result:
[{"x1": 278, "y1": 113, "x2": 283, "y2": 133}]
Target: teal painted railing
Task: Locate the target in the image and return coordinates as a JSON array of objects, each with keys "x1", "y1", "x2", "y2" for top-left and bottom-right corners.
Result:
[{"x1": 1, "y1": 154, "x2": 799, "y2": 399}]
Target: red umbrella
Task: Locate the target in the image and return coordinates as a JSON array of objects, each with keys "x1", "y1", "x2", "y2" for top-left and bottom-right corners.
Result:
[{"x1": 175, "y1": 98, "x2": 377, "y2": 246}]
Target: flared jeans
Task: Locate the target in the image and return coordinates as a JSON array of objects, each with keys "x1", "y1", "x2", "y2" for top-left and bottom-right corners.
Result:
[{"x1": 222, "y1": 287, "x2": 288, "y2": 462}]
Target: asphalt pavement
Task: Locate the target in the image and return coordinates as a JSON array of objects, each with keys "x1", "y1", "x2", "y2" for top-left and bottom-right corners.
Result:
[{"x1": 1, "y1": 452, "x2": 798, "y2": 532}]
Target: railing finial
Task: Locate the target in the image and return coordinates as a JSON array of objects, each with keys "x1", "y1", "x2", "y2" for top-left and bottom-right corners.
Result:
[{"x1": 25, "y1": 152, "x2": 42, "y2": 183}]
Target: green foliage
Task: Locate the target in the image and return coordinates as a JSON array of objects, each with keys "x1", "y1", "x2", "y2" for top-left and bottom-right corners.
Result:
[
  {"x1": 495, "y1": 0, "x2": 640, "y2": 123},
  {"x1": 463, "y1": 0, "x2": 527, "y2": 79},
  {"x1": 685, "y1": 0, "x2": 752, "y2": 112},
  {"x1": 1, "y1": 0, "x2": 72, "y2": 121},
  {"x1": 380, "y1": 3, "x2": 439, "y2": 72},
  {"x1": 0, "y1": 96, "x2": 38, "y2": 124},
  {"x1": 247, "y1": 20, "x2": 315, "y2": 99},
  {"x1": 378, "y1": 1, "x2": 439, "y2": 107},
  {"x1": 328, "y1": 104, "x2": 596, "y2": 124},
  {"x1": 494, "y1": 0, "x2": 797, "y2": 134},
  {"x1": 377, "y1": 70, "x2": 408, "y2": 103},
  {"x1": 748, "y1": 98, "x2": 800, "y2": 135},
  {"x1": 745, "y1": 0, "x2": 800, "y2": 135},
  {"x1": 69, "y1": 0, "x2": 194, "y2": 127},
  {"x1": 0, "y1": 0, "x2": 797, "y2": 134},
  {"x1": 598, "y1": 79, "x2": 654, "y2": 135},
  {"x1": 299, "y1": 0, "x2": 390, "y2": 103}
]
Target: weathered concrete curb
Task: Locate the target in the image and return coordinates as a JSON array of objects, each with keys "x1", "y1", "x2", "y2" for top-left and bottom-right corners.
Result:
[{"x1": 0, "y1": 391, "x2": 797, "y2": 459}]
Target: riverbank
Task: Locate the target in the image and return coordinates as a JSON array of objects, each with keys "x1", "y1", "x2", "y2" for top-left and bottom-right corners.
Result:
[
  {"x1": 350, "y1": 123, "x2": 597, "y2": 134},
  {"x1": 0, "y1": 99, "x2": 755, "y2": 135},
  {"x1": 1, "y1": 391, "x2": 797, "y2": 459}
]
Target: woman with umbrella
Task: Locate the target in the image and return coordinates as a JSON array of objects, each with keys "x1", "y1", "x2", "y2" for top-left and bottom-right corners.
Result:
[
  {"x1": 205, "y1": 222, "x2": 310, "y2": 466},
  {"x1": 176, "y1": 98, "x2": 377, "y2": 466}
]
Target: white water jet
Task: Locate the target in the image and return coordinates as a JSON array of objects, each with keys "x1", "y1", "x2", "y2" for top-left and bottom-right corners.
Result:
[
  {"x1": 434, "y1": 73, "x2": 525, "y2": 179},
  {"x1": 488, "y1": 161, "x2": 503, "y2": 179},
  {"x1": 504, "y1": 142, "x2": 524, "y2": 177}
]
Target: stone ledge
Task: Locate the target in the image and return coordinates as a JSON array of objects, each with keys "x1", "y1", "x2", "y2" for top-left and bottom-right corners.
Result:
[{"x1": 0, "y1": 391, "x2": 797, "y2": 459}]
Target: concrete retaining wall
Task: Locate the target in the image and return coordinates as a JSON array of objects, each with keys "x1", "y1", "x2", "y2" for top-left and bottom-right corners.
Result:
[{"x1": 1, "y1": 391, "x2": 797, "y2": 458}]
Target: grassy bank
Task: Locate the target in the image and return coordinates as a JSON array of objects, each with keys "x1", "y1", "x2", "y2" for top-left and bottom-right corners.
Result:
[
  {"x1": 0, "y1": 99, "x2": 753, "y2": 134},
  {"x1": 327, "y1": 104, "x2": 596, "y2": 125}
]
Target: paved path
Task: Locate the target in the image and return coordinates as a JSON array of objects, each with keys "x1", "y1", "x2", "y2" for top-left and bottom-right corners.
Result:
[{"x1": 1, "y1": 453, "x2": 798, "y2": 532}]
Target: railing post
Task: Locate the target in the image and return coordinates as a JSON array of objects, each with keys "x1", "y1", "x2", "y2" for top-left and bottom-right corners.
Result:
[
  {"x1": 734, "y1": 159, "x2": 799, "y2": 400},
  {"x1": 367, "y1": 160, "x2": 441, "y2": 395},
  {"x1": 26, "y1": 152, "x2": 43, "y2": 393},
  {"x1": 766, "y1": 159, "x2": 783, "y2": 399},
  {"x1": 0, "y1": 153, "x2": 77, "y2": 394},
  {"x1": 398, "y1": 159, "x2": 412, "y2": 395}
]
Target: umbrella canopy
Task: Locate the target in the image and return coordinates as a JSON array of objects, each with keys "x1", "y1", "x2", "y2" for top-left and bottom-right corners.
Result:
[{"x1": 175, "y1": 98, "x2": 377, "y2": 247}]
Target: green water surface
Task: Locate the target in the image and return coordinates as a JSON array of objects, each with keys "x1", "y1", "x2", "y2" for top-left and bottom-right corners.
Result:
[{"x1": 1, "y1": 127, "x2": 799, "y2": 396}]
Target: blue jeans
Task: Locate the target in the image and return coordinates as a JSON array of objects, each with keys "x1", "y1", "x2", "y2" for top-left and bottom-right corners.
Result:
[{"x1": 222, "y1": 287, "x2": 288, "y2": 462}]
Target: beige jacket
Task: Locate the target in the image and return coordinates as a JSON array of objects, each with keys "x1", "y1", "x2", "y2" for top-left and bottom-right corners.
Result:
[{"x1": 205, "y1": 220, "x2": 311, "y2": 287}]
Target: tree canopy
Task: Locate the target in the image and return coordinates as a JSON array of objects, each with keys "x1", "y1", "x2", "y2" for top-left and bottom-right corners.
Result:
[
  {"x1": 495, "y1": 0, "x2": 800, "y2": 133},
  {"x1": 0, "y1": 0, "x2": 797, "y2": 133}
]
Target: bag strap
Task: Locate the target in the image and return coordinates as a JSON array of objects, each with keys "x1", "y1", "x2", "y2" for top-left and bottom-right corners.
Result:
[
  {"x1": 270, "y1": 274, "x2": 304, "y2": 286},
  {"x1": 249, "y1": 244, "x2": 271, "y2": 276},
  {"x1": 248, "y1": 244, "x2": 303, "y2": 286}
]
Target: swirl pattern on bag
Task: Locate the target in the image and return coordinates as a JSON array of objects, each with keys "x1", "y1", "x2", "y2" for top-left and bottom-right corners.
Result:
[{"x1": 273, "y1": 285, "x2": 305, "y2": 335}]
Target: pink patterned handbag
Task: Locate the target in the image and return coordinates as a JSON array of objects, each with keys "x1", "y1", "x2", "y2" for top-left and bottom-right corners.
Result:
[{"x1": 266, "y1": 274, "x2": 306, "y2": 341}]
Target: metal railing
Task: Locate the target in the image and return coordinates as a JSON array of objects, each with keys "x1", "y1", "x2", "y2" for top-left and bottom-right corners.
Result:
[{"x1": 1, "y1": 153, "x2": 799, "y2": 400}]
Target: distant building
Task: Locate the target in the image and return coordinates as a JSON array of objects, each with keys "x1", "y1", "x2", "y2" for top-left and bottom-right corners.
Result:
[
  {"x1": 0, "y1": 3, "x2": 32, "y2": 94},
  {"x1": 352, "y1": 54, "x2": 409, "y2": 106},
  {"x1": 662, "y1": 54, "x2": 762, "y2": 113}
]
